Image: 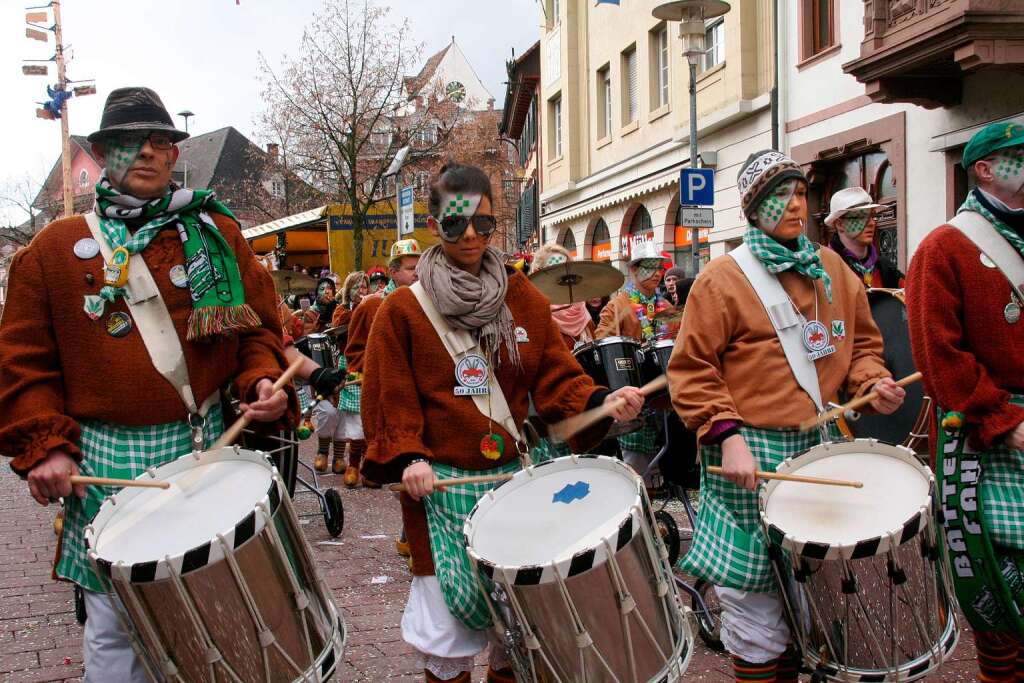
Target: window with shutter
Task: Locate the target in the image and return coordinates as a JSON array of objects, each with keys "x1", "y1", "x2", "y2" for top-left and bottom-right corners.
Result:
[{"x1": 626, "y1": 48, "x2": 638, "y2": 123}]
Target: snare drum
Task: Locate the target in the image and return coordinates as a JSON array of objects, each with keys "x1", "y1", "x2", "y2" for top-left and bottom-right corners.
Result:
[
  {"x1": 760, "y1": 439, "x2": 958, "y2": 681},
  {"x1": 465, "y1": 455, "x2": 693, "y2": 682},
  {"x1": 86, "y1": 447, "x2": 345, "y2": 682},
  {"x1": 295, "y1": 332, "x2": 338, "y2": 370},
  {"x1": 573, "y1": 336, "x2": 643, "y2": 391}
]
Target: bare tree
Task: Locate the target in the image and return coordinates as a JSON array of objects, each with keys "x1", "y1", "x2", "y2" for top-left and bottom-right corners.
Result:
[
  {"x1": 257, "y1": 0, "x2": 461, "y2": 269},
  {"x1": 0, "y1": 174, "x2": 46, "y2": 248}
]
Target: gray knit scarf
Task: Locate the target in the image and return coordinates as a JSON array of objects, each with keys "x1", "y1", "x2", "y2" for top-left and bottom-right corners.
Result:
[{"x1": 416, "y1": 245, "x2": 521, "y2": 368}]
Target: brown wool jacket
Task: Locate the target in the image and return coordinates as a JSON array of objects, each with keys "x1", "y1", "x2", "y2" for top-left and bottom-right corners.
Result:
[
  {"x1": 0, "y1": 212, "x2": 295, "y2": 476},
  {"x1": 596, "y1": 291, "x2": 643, "y2": 341},
  {"x1": 360, "y1": 270, "x2": 609, "y2": 574},
  {"x1": 668, "y1": 247, "x2": 890, "y2": 441},
  {"x1": 344, "y1": 292, "x2": 384, "y2": 374}
]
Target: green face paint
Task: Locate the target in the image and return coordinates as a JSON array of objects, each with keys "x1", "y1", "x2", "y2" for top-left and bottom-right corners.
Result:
[
  {"x1": 634, "y1": 259, "x2": 662, "y2": 283},
  {"x1": 546, "y1": 254, "x2": 568, "y2": 266},
  {"x1": 990, "y1": 147, "x2": 1024, "y2": 196},
  {"x1": 755, "y1": 179, "x2": 798, "y2": 234},
  {"x1": 104, "y1": 138, "x2": 144, "y2": 185},
  {"x1": 839, "y1": 210, "x2": 871, "y2": 237}
]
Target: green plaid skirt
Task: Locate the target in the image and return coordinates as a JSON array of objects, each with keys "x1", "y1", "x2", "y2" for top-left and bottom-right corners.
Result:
[
  {"x1": 423, "y1": 460, "x2": 523, "y2": 630},
  {"x1": 57, "y1": 404, "x2": 224, "y2": 593},
  {"x1": 530, "y1": 437, "x2": 571, "y2": 464},
  {"x1": 618, "y1": 410, "x2": 661, "y2": 455},
  {"x1": 679, "y1": 424, "x2": 837, "y2": 592},
  {"x1": 337, "y1": 354, "x2": 361, "y2": 413},
  {"x1": 981, "y1": 396, "x2": 1024, "y2": 550}
]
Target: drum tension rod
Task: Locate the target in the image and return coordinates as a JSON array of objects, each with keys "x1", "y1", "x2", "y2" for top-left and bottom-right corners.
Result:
[{"x1": 886, "y1": 555, "x2": 908, "y2": 586}]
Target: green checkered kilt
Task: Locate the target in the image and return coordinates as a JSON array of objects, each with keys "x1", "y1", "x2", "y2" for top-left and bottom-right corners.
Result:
[
  {"x1": 337, "y1": 354, "x2": 361, "y2": 413},
  {"x1": 617, "y1": 410, "x2": 661, "y2": 455},
  {"x1": 423, "y1": 459, "x2": 523, "y2": 630},
  {"x1": 981, "y1": 396, "x2": 1024, "y2": 550},
  {"x1": 679, "y1": 423, "x2": 837, "y2": 592},
  {"x1": 297, "y1": 384, "x2": 311, "y2": 413},
  {"x1": 530, "y1": 437, "x2": 571, "y2": 464},
  {"x1": 56, "y1": 404, "x2": 225, "y2": 593}
]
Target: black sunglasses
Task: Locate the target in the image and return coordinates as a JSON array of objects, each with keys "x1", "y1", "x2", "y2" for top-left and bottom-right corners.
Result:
[
  {"x1": 439, "y1": 214, "x2": 497, "y2": 242},
  {"x1": 108, "y1": 131, "x2": 175, "y2": 151}
]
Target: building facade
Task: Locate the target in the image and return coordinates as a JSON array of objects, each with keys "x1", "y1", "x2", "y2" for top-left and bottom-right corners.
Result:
[
  {"x1": 499, "y1": 41, "x2": 542, "y2": 252},
  {"x1": 537, "y1": 0, "x2": 777, "y2": 274}
]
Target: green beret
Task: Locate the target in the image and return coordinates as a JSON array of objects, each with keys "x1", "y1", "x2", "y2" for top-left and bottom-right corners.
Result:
[{"x1": 962, "y1": 121, "x2": 1024, "y2": 169}]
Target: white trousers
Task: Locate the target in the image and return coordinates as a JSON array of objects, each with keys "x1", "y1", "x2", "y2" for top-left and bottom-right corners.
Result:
[
  {"x1": 312, "y1": 400, "x2": 364, "y2": 440},
  {"x1": 714, "y1": 586, "x2": 791, "y2": 664},
  {"x1": 83, "y1": 590, "x2": 152, "y2": 683}
]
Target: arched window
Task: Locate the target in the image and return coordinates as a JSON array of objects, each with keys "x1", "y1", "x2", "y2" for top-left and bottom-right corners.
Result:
[
  {"x1": 561, "y1": 228, "x2": 576, "y2": 254},
  {"x1": 591, "y1": 218, "x2": 611, "y2": 261},
  {"x1": 630, "y1": 205, "x2": 652, "y2": 234},
  {"x1": 78, "y1": 169, "x2": 89, "y2": 188}
]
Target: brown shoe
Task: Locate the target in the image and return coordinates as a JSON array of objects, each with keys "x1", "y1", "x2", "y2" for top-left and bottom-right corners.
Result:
[
  {"x1": 332, "y1": 456, "x2": 345, "y2": 475},
  {"x1": 395, "y1": 537, "x2": 411, "y2": 557},
  {"x1": 313, "y1": 454, "x2": 328, "y2": 472},
  {"x1": 343, "y1": 466, "x2": 360, "y2": 487}
]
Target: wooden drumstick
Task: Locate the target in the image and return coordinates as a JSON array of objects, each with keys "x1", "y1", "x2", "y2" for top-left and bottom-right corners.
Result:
[
  {"x1": 798, "y1": 371, "x2": 923, "y2": 432},
  {"x1": 705, "y1": 466, "x2": 863, "y2": 489},
  {"x1": 388, "y1": 473, "x2": 514, "y2": 493},
  {"x1": 70, "y1": 476, "x2": 170, "y2": 490},
  {"x1": 210, "y1": 356, "x2": 305, "y2": 451},
  {"x1": 547, "y1": 375, "x2": 667, "y2": 443}
]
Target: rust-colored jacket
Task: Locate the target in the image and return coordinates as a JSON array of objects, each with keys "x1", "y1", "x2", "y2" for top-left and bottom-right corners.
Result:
[
  {"x1": 360, "y1": 270, "x2": 608, "y2": 574},
  {"x1": 0, "y1": 213, "x2": 293, "y2": 476},
  {"x1": 668, "y1": 247, "x2": 889, "y2": 441},
  {"x1": 344, "y1": 292, "x2": 384, "y2": 374},
  {"x1": 596, "y1": 291, "x2": 642, "y2": 340}
]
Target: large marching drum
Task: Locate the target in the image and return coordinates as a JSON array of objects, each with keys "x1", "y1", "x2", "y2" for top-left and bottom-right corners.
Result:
[
  {"x1": 86, "y1": 447, "x2": 346, "y2": 682},
  {"x1": 464, "y1": 455, "x2": 693, "y2": 683},
  {"x1": 760, "y1": 439, "x2": 958, "y2": 681}
]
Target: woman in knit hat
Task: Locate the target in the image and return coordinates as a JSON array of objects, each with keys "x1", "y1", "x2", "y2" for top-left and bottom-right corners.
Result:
[
  {"x1": 359, "y1": 162, "x2": 645, "y2": 683},
  {"x1": 667, "y1": 149, "x2": 904, "y2": 683}
]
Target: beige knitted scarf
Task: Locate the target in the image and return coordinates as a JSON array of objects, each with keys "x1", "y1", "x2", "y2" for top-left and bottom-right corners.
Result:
[{"x1": 416, "y1": 245, "x2": 521, "y2": 368}]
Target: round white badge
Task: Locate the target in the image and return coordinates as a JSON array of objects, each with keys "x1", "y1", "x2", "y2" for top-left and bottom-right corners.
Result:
[
  {"x1": 73, "y1": 238, "x2": 100, "y2": 260},
  {"x1": 455, "y1": 354, "x2": 489, "y2": 391},
  {"x1": 169, "y1": 264, "x2": 189, "y2": 288},
  {"x1": 802, "y1": 320, "x2": 831, "y2": 352}
]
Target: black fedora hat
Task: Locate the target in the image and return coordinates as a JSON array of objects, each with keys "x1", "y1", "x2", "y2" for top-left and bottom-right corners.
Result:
[{"x1": 86, "y1": 87, "x2": 189, "y2": 144}]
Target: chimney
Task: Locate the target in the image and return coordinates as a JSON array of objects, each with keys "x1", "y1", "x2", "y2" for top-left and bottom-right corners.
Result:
[{"x1": 266, "y1": 143, "x2": 280, "y2": 161}]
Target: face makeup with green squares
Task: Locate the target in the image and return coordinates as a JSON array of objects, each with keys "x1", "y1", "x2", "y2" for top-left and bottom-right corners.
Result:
[
  {"x1": 755, "y1": 179, "x2": 798, "y2": 235},
  {"x1": 987, "y1": 146, "x2": 1024, "y2": 199}
]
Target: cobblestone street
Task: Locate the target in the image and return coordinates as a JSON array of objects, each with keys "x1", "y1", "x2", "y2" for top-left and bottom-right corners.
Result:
[{"x1": 1, "y1": 441, "x2": 981, "y2": 682}]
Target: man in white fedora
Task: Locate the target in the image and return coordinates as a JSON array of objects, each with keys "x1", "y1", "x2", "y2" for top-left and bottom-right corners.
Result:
[{"x1": 825, "y1": 186, "x2": 903, "y2": 288}]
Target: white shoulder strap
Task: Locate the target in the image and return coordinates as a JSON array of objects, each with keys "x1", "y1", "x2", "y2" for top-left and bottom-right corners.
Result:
[
  {"x1": 84, "y1": 212, "x2": 212, "y2": 416},
  {"x1": 948, "y1": 211, "x2": 1024, "y2": 302},
  {"x1": 729, "y1": 243, "x2": 825, "y2": 412},
  {"x1": 409, "y1": 282, "x2": 523, "y2": 443}
]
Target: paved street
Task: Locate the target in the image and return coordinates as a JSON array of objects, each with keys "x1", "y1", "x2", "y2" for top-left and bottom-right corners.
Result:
[{"x1": 1, "y1": 440, "x2": 981, "y2": 682}]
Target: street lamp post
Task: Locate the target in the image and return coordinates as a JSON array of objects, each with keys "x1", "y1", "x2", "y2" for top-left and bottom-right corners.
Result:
[
  {"x1": 177, "y1": 110, "x2": 194, "y2": 133},
  {"x1": 652, "y1": 0, "x2": 730, "y2": 275},
  {"x1": 177, "y1": 110, "x2": 194, "y2": 187}
]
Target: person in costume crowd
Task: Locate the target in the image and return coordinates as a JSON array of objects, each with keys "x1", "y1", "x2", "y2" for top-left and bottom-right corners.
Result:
[
  {"x1": 308, "y1": 271, "x2": 368, "y2": 474},
  {"x1": 668, "y1": 149, "x2": 905, "y2": 683},
  {"x1": 662, "y1": 265, "x2": 688, "y2": 307},
  {"x1": 825, "y1": 186, "x2": 903, "y2": 288},
  {"x1": 360, "y1": 162, "x2": 645, "y2": 683},
  {"x1": 367, "y1": 266, "x2": 388, "y2": 294},
  {"x1": 907, "y1": 121, "x2": 1024, "y2": 683},
  {"x1": 586, "y1": 295, "x2": 608, "y2": 327},
  {"x1": 596, "y1": 237, "x2": 673, "y2": 486},
  {"x1": 309, "y1": 276, "x2": 338, "y2": 333},
  {"x1": 0, "y1": 87, "x2": 294, "y2": 682}
]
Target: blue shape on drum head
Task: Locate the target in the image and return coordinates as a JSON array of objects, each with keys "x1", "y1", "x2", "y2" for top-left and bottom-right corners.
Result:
[{"x1": 553, "y1": 481, "x2": 590, "y2": 504}]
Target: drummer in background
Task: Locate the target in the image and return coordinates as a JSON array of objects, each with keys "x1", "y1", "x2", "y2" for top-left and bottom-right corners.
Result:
[
  {"x1": 907, "y1": 121, "x2": 1024, "y2": 683},
  {"x1": 367, "y1": 266, "x2": 389, "y2": 294},
  {"x1": 309, "y1": 276, "x2": 338, "y2": 333},
  {"x1": 669, "y1": 149, "x2": 903, "y2": 683},
  {"x1": 825, "y1": 186, "x2": 903, "y2": 289},
  {"x1": 597, "y1": 236, "x2": 673, "y2": 487},
  {"x1": 360, "y1": 162, "x2": 644, "y2": 683},
  {"x1": 332, "y1": 270, "x2": 368, "y2": 329},
  {"x1": 533, "y1": 243, "x2": 596, "y2": 348},
  {"x1": 0, "y1": 87, "x2": 294, "y2": 682}
]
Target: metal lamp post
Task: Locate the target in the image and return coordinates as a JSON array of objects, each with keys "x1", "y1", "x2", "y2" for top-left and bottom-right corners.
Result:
[
  {"x1": 652, "y1": 0, "x2": 730, "y2": 275},
  {"x1": 177, "y1": 110, "x2": 194, "y2": 188}
]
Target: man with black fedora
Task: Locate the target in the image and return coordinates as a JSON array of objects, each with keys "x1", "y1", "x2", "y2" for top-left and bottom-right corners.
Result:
[{"x1": 0, "y1": 86, "x2": 295, "y2": 680}]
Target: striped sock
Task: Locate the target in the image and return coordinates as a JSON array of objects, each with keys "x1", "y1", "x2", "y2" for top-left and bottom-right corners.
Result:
[
  {"x1": 317, "y1": 436, "x2": 330, "y2": 455},
  {"x1": 349, "y1": 439, "x2": 365, "y2": 468},
  {"x1": 733, "y1": 656, "x2": 776, "y2": 682},
  {"x1": 775, "y1": 646, "x2": 800, "y2": 683},
  {"x1": 331, "y1": 439, "x2": 347, "y2": 459},
  {"x1": 975, "y1": 630, "x2": 1017, "y2": 683},
  {"x1": 424, "y1": 670, "x2": 469, "y2": 683}
]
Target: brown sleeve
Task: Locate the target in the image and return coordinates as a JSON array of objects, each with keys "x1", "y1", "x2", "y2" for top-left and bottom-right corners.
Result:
[
  {"x1": 345, "y1": 296, "x2": 382, "y2": 374},
  {"x1": 667, "y1": 271, "x2": 742, "y2": 440},
  {"x1": 595, "y1": 295, "x2": 623, "y2": 338},
  {"x1": 0, "y1": 245, "x2": 82, "y2": 475},
  {"x1": 331, "y1": 305, "x2": 350, "y2": 329},
  {"x1": 214, "y1": 213, "x2": 298, "y2": 427},
  {"x1": 843, "y1": 275, "x2": 891, "y2": 400}
]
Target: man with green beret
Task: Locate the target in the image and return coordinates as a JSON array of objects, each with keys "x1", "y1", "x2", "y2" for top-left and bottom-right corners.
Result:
[{"x1": 907, "y1": 120, "x2": 1024, "y2": 681}]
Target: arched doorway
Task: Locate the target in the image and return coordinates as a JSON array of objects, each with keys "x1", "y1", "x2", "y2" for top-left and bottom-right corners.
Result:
[
  {"x1": 590, "y1": 218, "x2": 611, "y2": 261},
  {"x1": 560, "y1": 227, "x2": 577, "y2": 257},
  {"x1": 619, "y1": 204, "x2": 654, "y2": 262},
  {"x1": 815, "y1": 150, "x2": 898, "y2": 264}
]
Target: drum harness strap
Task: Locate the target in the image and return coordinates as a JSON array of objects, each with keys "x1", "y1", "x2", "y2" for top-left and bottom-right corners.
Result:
[
  {"x1": 948, "y1": 211, "x2": 1024, "y2": 302},
  {"x1": 729, "y1": 244, "x2": 830, "y2": 440},
  {"x1": 85, "y1": 212, "x2": 218, "y2": 449}
]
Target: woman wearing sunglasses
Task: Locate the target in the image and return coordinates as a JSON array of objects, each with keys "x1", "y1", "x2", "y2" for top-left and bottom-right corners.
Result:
[{"x1": 359, "y1": 162, "x2": 645, "y2": 683}]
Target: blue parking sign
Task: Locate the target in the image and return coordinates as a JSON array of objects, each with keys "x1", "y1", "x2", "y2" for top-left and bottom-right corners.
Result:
[{"x1": 679, "y1": 168, "x2": 715, "y2": 207}]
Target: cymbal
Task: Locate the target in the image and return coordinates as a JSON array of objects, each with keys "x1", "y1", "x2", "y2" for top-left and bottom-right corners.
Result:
[
  {"x1": 653, "y1": 308, "x2": 683, "y2": 324},
  {"x1": 528, "y1": 261, "x2": 625, "y2": 305},
  {"x1": 271, "y1": 270, "x2": 317, "y2": 295},
  {"x1": 323, "y1": 325, "x2": 348, "y2": 338}
]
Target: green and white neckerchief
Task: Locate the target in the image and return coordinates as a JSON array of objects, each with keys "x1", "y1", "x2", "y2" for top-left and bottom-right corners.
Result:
[
  {"x1": 744, "y1": 225, "x2": 833, "y2": 303},
  {"x1": 962, "y1": 191, "x2": 1024, "y2": 258},
  {"x1": 383, "y1": 279, "x2": 398, "y2": 296},
  {"x1": 93, "y1": 172, "x2": 261, "y2": 341}
]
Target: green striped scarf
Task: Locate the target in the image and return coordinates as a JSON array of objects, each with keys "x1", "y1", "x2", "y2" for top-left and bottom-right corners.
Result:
[
  {"x1": 961, "y1": 191, "x2": 1024, "y2": 258},
  {"x1": 744, "y1": 226, "x2": 833, "y2": 303}
]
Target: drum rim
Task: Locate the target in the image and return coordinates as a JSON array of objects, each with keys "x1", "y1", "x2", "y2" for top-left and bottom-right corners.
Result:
[
  {"x1": 463, "y1": 455, "x2": 646, "y2": 585},
  {"x1": 644, "y1": 338, "x2": 675, "y2": 350},
  {"x1": 758, "y1": 439, "x2": 935, "y2": 559},
  {"x1": 85, "y1": 446, "x2": 285, "y2": 584},
  {"x1": 591, "y1": 335, "x2": 641, "y2": 349}
]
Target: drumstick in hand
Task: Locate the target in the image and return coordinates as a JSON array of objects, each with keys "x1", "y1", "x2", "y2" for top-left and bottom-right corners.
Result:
[
  {"x1": 705, "y1": 466, "x2": 863, "y2": 489},
  {"x1": 798, "y1": 371, "x2": 923, "y2": 432},
  {"x1": 210, "y1": 356, "x2": 305, "y2": 451},
  {"x1": 388, "y1": 473, "x2": 514, "y2": 493},
  {"x1": 548, "y1": 375, "x2": 667, "y2": 444},
  {"x1": 70, "y1": 476, "x2": 170, "y2": 490}
]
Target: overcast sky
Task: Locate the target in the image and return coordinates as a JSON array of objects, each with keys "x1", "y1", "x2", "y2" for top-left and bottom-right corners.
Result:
[{"x1": 0, "y1": 0, "x2": 541, "y2": 223}]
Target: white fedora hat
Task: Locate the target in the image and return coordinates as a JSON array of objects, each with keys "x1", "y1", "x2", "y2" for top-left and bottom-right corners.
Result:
[{"x1": 824, "y1": 187, "x2": 885, "y2": 227}]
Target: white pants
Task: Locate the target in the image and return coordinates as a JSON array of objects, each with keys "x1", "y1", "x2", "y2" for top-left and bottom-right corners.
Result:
[
  {"x1": 312, "y1": 401, "x2": 364, "y2": 440},
  {"x1": 83, "y1": 590, "x2": 152, "y2": 682},
  {"x1": 401, "y1": 575, "x2": 508, "y2": 678},
  {"x1": 715, "y1": 587, "x2": 791, "y2": 664}
]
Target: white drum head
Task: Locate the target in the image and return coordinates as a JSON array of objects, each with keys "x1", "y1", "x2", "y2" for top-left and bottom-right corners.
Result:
[
  {"x1": 466, "y1": 456, "x2": 641, "y2": 572},
  {"x1": 89, "y1": 447, "x2": 276, "y2": 571},
  {"x1": 761, "y1": 440, "x2": 932, "y2": 554}
]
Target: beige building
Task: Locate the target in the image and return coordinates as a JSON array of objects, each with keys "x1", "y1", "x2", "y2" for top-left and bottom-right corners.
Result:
[{"x1": 537, "y1": 0, "x2": 777, "y2": 273}]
